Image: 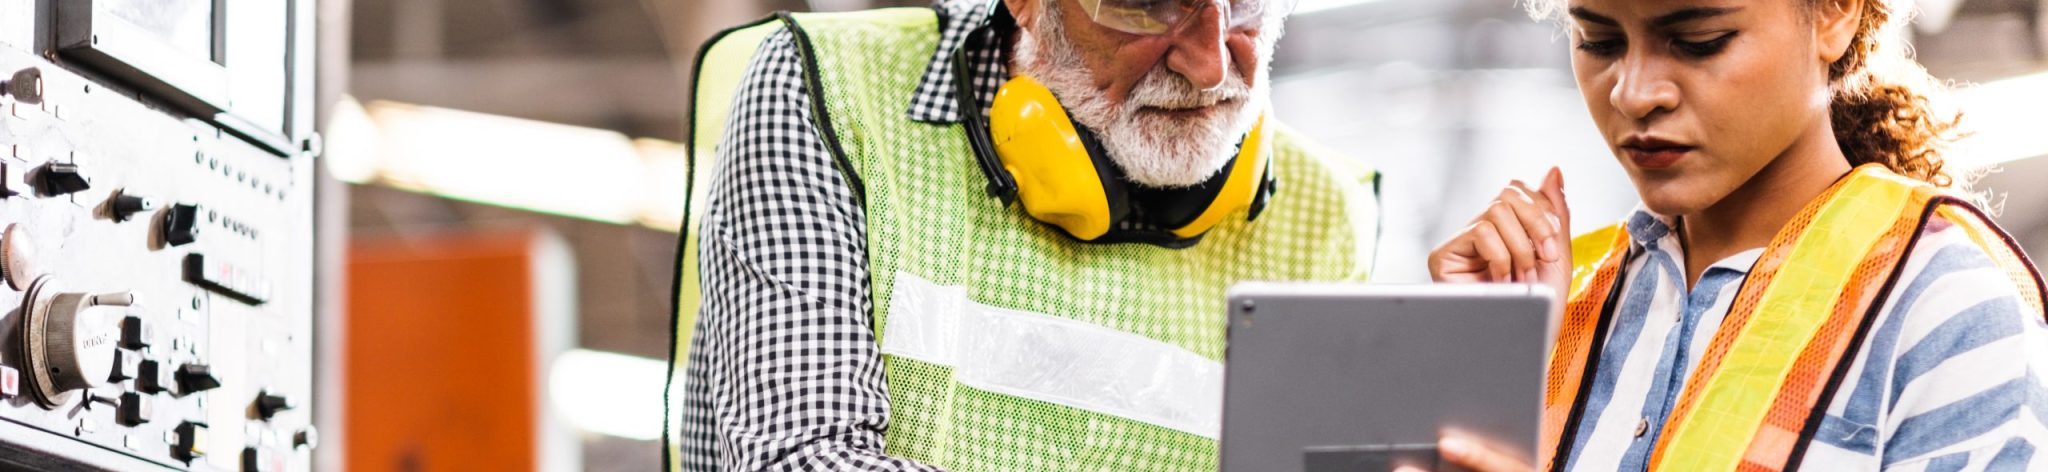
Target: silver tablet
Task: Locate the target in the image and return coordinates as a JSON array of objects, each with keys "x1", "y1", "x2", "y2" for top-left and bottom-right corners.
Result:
[{"x1": 1220, "y1": 283, "x2": 1556, "y2": 472}]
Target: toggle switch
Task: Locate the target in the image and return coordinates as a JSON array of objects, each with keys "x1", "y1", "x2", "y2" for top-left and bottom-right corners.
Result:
[
  {"x1": 174, "y1": 364, "x2": 220, "y2": 395},
  {"x1": 255, "y1": 391, "x2": 295, "y2": 420},
  {"x1": 110, "y1": 192, "x2": 157, "y2": 221},
  {"x1": 36, "y1": 163, "x2": 92, "y2": 197}
]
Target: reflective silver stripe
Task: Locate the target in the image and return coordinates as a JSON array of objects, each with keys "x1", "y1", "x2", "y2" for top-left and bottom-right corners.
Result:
[{"x1": 880, "y1": 271, "x2": 1224, "y2": 439}]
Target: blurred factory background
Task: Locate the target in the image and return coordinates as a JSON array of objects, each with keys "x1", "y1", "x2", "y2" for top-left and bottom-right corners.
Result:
[{"x1": 314, "y1": 0, "x2": 2048, "y2": 470}]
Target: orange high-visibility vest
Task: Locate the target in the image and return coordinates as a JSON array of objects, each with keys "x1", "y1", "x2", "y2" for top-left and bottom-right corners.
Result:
[{"x1": 1541, "y1": 165, "x2": 2048, "y2": 472}]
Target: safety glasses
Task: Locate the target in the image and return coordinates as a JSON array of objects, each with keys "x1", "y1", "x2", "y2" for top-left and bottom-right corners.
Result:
[{"x1": 1074, "y1": 0, "x2": 1298, "y2": 36}]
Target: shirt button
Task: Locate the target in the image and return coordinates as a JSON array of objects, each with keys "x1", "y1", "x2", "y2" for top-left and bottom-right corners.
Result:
[{"x1": 1635, "y1": 418, "x2": 1650, "y2": 438}]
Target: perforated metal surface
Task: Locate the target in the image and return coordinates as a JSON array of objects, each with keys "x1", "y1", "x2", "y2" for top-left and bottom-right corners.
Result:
[{"x1": 0, "y1": 3, "x2": 317, "y2": 470}]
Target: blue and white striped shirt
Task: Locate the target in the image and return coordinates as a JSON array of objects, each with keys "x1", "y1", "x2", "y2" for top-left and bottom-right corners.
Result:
[{"x1": 1563, "y1": 208, "x2": 2048, "y2": 471}]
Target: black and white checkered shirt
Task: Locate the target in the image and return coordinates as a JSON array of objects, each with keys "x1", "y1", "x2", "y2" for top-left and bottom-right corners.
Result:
[{"x1": 674, "y1": 1, "x2": 1003, "y2": 470}]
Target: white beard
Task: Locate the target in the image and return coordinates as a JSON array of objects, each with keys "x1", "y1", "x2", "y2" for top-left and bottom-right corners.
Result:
[{"x1": 1011, "y1": 3, "x2": 1281, "y2": 188}]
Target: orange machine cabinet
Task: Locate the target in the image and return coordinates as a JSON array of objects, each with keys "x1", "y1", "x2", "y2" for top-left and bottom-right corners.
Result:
[{"x1": 343, "y1": 229, "x2": 575, "y2": 471}]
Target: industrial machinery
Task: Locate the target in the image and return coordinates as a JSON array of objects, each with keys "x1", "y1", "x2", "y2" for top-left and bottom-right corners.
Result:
[{"x1": 0, "y1": 0, "x2": 318, "y2": 470}]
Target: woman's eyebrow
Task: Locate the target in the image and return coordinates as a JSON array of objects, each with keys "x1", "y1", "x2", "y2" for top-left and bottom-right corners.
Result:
[
  {"x1": 1568, "y1": 7, "x2": 1619, "y2": 26},
  {"x1": 1567, "y1": 6, "x2": 1744, "y2": 28},
  {"x1": 1651, "y1": 7, "x2": 1742, "y2": 28}
]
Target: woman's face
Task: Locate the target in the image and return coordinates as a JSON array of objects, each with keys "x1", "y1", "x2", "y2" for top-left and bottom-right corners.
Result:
[{"x1": 1566, "y1": 0, "x2": 1839, "y2": 216}]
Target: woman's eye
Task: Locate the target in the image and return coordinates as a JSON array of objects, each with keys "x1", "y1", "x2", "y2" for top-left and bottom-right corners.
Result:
[
  {"x1": 1672, "y1": 32, "x2": 1738, "y2": 57},
  {"x1": 1575, "y1": 38, "x2": 1625, "y2": 57}
]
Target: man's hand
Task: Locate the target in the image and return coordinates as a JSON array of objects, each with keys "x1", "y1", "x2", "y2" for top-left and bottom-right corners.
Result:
[
  {"x1": 1391, "y1": 436, "x2": 1535, "y2": 472},
  {"x1": 1428, "y1": 167, "x2": 1572, "y2": 300}
]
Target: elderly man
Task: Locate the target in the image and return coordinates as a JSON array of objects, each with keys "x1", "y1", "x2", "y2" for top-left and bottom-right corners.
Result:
[{"x1": 667, "y1": 0, "x2": 1380, "y2": 469}]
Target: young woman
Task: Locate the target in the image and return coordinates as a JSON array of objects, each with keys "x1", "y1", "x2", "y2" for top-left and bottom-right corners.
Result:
[{"x1": 1422, "y1": 0, "x2": 2048, "y2": 470}]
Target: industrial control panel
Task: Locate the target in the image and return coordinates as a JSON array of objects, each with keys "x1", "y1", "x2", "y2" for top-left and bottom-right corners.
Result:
[{"x1": 0, "y1": 0, "x2": 318, "y2": 470}]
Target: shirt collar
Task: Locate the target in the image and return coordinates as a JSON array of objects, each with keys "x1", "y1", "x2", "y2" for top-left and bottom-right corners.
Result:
[
  {"x1": 906, "y1": 0, "x2": 1009, "y2": 124},
  {"x1": 1624, "y1": 205, "x2": 1763, "y2": 275}
]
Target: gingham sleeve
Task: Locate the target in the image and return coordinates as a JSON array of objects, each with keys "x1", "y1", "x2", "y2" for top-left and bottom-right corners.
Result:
[{"x1": 675, "y1": 29, "x2": 943, "y2": 472}]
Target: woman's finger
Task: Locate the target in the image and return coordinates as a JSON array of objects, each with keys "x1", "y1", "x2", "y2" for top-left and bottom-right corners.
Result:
[
  {"x1": 1472, "y1": 221, "x2": 1513, "y2": 282},
  {"x1": 1499, "y1": 183, "x2": 1562, "y2": 263},
  {"x1": 1482, "y1": 199, "x2": 1539, "y2": 281}
]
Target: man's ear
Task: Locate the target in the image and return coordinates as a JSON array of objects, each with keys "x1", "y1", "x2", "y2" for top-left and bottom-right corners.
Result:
[
  {"x1": 1814, "y1": 0, "x2": 1865, "y2": 65},
  {"x1": 1006, "y1": 0, "x2": 1039, "y2": 31}
]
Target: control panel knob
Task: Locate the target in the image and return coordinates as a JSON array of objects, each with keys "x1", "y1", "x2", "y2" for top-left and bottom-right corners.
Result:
[
  {"x1": 138, "y1": 359, "x2": 173, "y2": 394},
  {"x1": 35, "y1": 163, "x2": 92, "y2": 197},
  {"x1": 175, "y1": 421, "x2": 208, "y2": 461},
  {"x1": 110, "y1": 192, "x2": 157, "y2": 221},
  {"x1": 293, "y1": 427, "x2": 318, "y2": 450},
  {"x1": 117, "y1": 391, "x2": 152, "y2": 426},
  {"x1": 2, "y1": 67, "x2": 41, "y2": 104},
  {"x1": 242, "y1": 447, "x2": 276, "y2": 472},
  {"x1": 18, "y1": 276, "x2": 132, "y2": 407},
  {"x1": 175, "y1": 364, "x2": 221, "y2": 394},
  {"x1": 255, "y1": 391, "x2": 296, "y2": 419},
  {"x1": 1, "y1": 224, "x2": 39, "y2": 290},
  {"x1": 161, "y1": 203, "x2": 201, "y2": 247}
]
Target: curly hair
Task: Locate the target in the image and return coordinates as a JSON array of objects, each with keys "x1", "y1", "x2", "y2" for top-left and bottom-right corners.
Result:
[{"x1": 1523, "y1": 0, "x2": 1963, "y2": 187}]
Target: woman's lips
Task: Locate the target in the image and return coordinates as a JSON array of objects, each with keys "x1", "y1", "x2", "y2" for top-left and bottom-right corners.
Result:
[
  {"x1": 1625, "y1": 146, "x2": 1692, "y2": 169},
  {"x1": 1620, "y1": 136, "x2": 1694, "y2": 170}
]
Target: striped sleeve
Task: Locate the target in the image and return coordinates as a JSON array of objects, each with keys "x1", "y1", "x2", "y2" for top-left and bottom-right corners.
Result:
[{"x1": 1863, "y1": 224, "x2": 2048, "y2": 471}]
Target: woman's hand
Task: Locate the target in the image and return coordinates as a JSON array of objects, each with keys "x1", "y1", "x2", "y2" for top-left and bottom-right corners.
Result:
[
  {"x1": 1391, "y1": 436, "x2": 1535, "y2": 472},
  {"x1": 1428, "y1": 167, "x2": 1572, "y2": 299}
]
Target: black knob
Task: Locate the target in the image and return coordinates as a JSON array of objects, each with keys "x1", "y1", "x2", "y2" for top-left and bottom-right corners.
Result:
[
  {"x1": 111, "y1": 192, "x2": 157, "y2": 221},
  {"x1": 161, "y1": 204, "x2": 201, "y2": 247},
  {"x1": 242, "y1": 446, "x2": 275, "y2": 472},
  {"x1": 138, "y1": 359, "x2": 173, "y2": 394},
  {"x1": 36, "y1": 163, "x2": 91, "y2": 196},
  {"x1": 254, "y1": 391, "x2": 295, "y2": 419},
  {"x1": 293, "y1": 427, "x2": 319, "y2": 450},
  {"x1": 118, "y1": 391, "x2": 152, "y2": 426},
  {"x1": 121, "y1": 315, "x2": 151, "y2": 349},
  {"x1": 174, "y1": 421, "x2": 208, "y2": 461},
  {"x1": 174, "y1": 364, "x2": 220, "y2": 394}
]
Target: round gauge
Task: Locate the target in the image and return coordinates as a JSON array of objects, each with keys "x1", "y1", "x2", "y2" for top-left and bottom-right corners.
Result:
[{"x1": 19, "y1": 276, "x2": 134, "y2": 408}]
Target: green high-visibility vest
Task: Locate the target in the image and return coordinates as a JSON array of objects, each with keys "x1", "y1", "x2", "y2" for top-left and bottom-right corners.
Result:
[{"x1": 669, "y1": 8, "x2": 1382, "y2": 471}]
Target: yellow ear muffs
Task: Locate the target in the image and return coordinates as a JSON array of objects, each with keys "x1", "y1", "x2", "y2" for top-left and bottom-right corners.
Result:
[
  {"x1": 984, "y1": 74, "x2": 1273, "y2": 242},
  {"x1": 987, "y1": 75, "x2": 1119, "y2": 240},
  {"x1": 1168, "y1": 115, "x2": 1268, "y2": 239}
]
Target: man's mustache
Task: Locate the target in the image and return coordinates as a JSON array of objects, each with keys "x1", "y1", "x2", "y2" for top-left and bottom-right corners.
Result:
[{"x1": 1126, "y1": 66, "x2": 1252, "y2": 110}]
